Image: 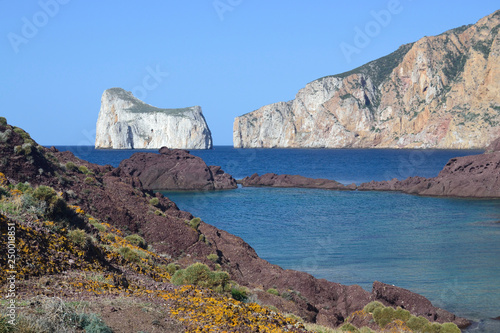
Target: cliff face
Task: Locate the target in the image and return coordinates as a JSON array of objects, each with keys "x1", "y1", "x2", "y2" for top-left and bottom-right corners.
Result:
[
  {"x1": 234, "y1": 10, "x2": 500, "y2": 148},
  {"x1": 95, "y1": 88, "x2": 212, "y2": 149}
]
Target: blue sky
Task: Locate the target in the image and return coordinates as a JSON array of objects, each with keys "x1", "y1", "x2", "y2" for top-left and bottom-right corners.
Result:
[{"x1": 1, "y1": 1, "x2": 498, "y2": 146}]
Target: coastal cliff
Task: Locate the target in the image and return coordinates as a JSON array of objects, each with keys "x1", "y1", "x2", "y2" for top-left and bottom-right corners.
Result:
[
  {"x1": 234, "y1": 10, "x2": 500, "y2": 149},
  {"x1": 95, "y1": 88, "x2": 212, "y2": 149}
]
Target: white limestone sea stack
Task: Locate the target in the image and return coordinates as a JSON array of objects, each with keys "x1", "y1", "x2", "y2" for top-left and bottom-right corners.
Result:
[{"x1": 95, "y1": 88, "x2": 212, "y2": 149}]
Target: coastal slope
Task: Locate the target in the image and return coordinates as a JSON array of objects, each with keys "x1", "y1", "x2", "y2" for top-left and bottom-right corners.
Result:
[
  {"x1": 234, "y1": 10, "x2": 500, "y2": 149},
  {"x1": 95, "y1": 88, "x2": 212, "y2": 149}
]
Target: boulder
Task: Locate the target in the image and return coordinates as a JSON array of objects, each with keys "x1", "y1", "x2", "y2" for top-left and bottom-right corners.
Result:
[{"x1": 115, "y1": 147, "x2": 237, "y2": 190}]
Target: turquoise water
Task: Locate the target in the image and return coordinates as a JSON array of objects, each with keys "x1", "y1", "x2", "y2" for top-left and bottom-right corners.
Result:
[{"x1": 61, "y1": 146, "x2": 499, "y2": 332}]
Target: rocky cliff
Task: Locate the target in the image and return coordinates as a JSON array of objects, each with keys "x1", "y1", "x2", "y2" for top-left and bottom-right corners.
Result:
[
  {"x1": 234, "y1": 10, "x2": 500, "y2": 149},
  {"x1": 95, "y1": 88, "x2": 212, "y2": 149}
]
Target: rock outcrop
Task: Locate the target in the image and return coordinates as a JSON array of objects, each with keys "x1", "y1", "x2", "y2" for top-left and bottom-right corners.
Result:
[
  {"x1": 371, "y1": 282, "x2": 470, "y2": 328},
  {"x1": 115, "y1": 147, "x2": 237, "y2": 190},
  {"x1": 234, "y1": 10, "x2": 500, "y2": 149},
  {"x1": 239, "y1": 173, "x2": 356, "y2": 190},
  {"x1": 358, "y1": 149, "x2": 500, "y2": 198},
  {"x1": 95, "y1": 88, "x2": 212, "y2": 149}
]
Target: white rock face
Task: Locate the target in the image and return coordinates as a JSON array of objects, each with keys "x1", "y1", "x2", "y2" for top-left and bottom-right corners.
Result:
[{"x1": 95, "y1": 88, "x2": 212, "y2": 149}]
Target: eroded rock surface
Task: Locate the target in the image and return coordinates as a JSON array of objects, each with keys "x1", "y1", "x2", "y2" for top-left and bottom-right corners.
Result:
[
  {"x1": 115, "y1": 147, "x2": 237, "y2": 190},
  {"x1": 239, "y1": 173, "x2": 356, "y2": 190},
  {"x1": 234, "y1": 10, "x2": 500, "y2": 149},
  {"x1": 95, "y1": 88, "x2": 212, "y2": 149}
]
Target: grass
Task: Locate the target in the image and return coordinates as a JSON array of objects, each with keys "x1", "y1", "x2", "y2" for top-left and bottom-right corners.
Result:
[
  {"x1": 3, "y1": 296, "x2": 113, "y2": 333},
  {"x1": 315, "y1": 43, "x2": 414, "y2": 91},
  {"x1": 107, "y1": 88, "x2": 193, "y2": 116}
]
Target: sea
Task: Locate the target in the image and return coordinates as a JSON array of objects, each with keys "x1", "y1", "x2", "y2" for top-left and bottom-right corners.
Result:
[{"x1": 56, "y1": 146, "x2": 500, "y2": 332}]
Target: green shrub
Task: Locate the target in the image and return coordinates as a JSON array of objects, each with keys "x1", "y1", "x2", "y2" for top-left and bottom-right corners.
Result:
[
  {"x1": 188, "y1": 217, "x2": 201, "y2": 230},
  {"x1": 149, "y1": 197, "x2": 160, "y2": 207},
  {"x1": 84, "y1": 177, "x2": 94, "y2": 185},
  {"x1": 372, "y1": 306, "x2": 395, "y2": 328},
  {"x1": 393, "y1": 307, "x2": 411, "y2": 322},
  {"x1": 167, "y1": 263, "x2": 180, "y2": 275},
  {"x1": 171, "y1": 263, "x2": 230, "y2": 293},
  {"x1": 90, "y1": 221, "x2": 107, "y2": 232},
  {"x1": 78, "y1": 165, "x2": 90, "y2": 174},
  {"x1": 105, "y1": 234, "x2": 116, "y2": 242},
  {"x1": 281, "y1": 291, "x2": 293, "y2": 301},
  {"x1": 423, "y1": 322, "x2": 443, "y2": 333},
  {"x1": 267, "y1": 288, "x2": 280, "y2": 296},
  {"x1": 154, "y1": 209, "x2": 164, "y2": 216},
  {"x1": 207, "y1": 253, "x2": 219, "y2": 262},
  {"x1": 0, "y1": 129, "x2": 11, "y2": 143},
  {"x1": 118, "y1": 247, "x2": 140, "y2": 263},
  {"x1": 363, "y1": 301, "x2": 384, "y2": 313},
  {"x1": 78, "y1": 313, "x2": 113, "y2": 333},
  {"x1": 406, "y1": 315, "x2": 430, "y2": 332},
  {"x1": 339, "y1": 322, "x2": 359, "y2": 332},
  {"x1": 13, "y1": 127, "x2": 30, "y2": 140},
  {"x1": 65, "y1": 161, "x2": 77, "y2": 171},
  {"x1": 231, "y1": 285, "x2": 248, "y2": 302},
  {"x1": 33, "y1": 185, "x2": 66, "y2": 217},
  {"x1": 0, "y1": 117, "x2": 7, "y2": 126},
  {"x1": 67, "y1": 229, "x2": 89, "y2": 248},
  {"x1": 125, "y1": 234, "x2": 147, "y2": 249},
  {"x1": 22, "y1": 193, "x2": 47, "y2": 216},
  {"x1": 439, "y1": 322, "x2": 461, "y2": 333},
  {"x1": 0, "y1": 187, "x2": 8, "y2": 199},
  {"x1": 33, "y1": 185, "x2": 57, "y2": 204},
  {"x1": 15, "y1": 181, "x2": 32, "y2": 193}
]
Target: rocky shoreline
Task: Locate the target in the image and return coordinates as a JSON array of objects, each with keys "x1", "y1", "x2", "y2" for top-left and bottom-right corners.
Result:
[
  {"x1": 0, "y1": 119, "x2": 472, "y2": 330},
  {"x1": 238, "y1": 173, "x2": 356, "y2": 190},
  {"x1": 357, "y1": 141, "x2": 500, "y2": 198}
]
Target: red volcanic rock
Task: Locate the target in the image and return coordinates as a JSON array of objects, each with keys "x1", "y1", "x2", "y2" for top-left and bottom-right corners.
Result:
[
  {"x1": 114, "y1": 147, "x2": 237, "y2": 190},
  {"x1": 240, "y1": 173, "x2": 356, "y2": 190},
  {"x1": 372, "y1": 282, "x2": 470, "y2": 328},
  {"x1": 359, "y1": 150, "x2": 500, "y2": 198}
]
